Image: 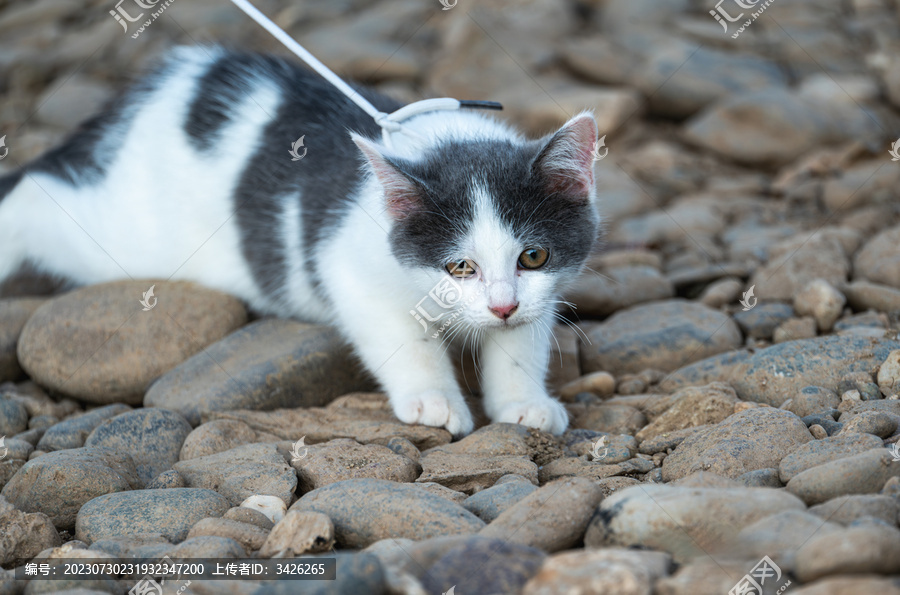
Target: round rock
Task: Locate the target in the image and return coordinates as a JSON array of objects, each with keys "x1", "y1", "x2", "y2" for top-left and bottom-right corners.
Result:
[
  {"x1": 84, "y1": 408, "x2": 191, "y2": 485},
  {"x1": 581, "y1": 299, "x2": 742, "y2": 375},
  {"x1": 16, "y1": 281, "x2": 247, "y2": 404},
  {"x1": 75, "y1": 488, "x2": 229, "y2": 544}
]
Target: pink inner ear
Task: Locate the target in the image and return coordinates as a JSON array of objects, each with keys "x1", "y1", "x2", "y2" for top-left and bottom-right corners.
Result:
[
  {"x1": 537, "y1": 115, "x2": 597, "y2": 199},
  {"x1": 354, "y1": 135, "x2": 422, "y2": 220}
]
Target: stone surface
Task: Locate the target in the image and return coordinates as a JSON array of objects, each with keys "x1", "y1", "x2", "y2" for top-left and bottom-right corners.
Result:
[
  {"x1": 84, "y1": 408, "x2": 191, "y2": 485},
  {"x1": 840, "y1": 410, "x2": 897, "y2": 437},
  {"x1": 145, "y1": 319, "x2": 374, "y2": 424},
  {"x1": 0, "y1": 508, "x2": 61, "y2": 566},
  {"x1": 749, "y1": 232, "x2": 851, "y2": 301},
  {"x1": 585, "y1": 483, "x2": 805, "y2": 562},
  {"x1": 294, "y1": 438, "x2": 418, "y2": 492},
  {"x1": 419, "y1": 537, "x2": 546, "y2": 595},
  {"x1": 794, "y1": 279, "x2": 846, "y2": 332},
  {"x1": 854, "y1": 224, "x2": 900, "y2": 289},
  {"x1": 186, "y1": 517, "x2": 270, "y2": 552},
  {"x1": 559, "y1": 372, "x2": 616, "y2": 401},
  {"x1": 179, "y1": 419, "x2": 263, "y2": 460},
  {"x1": 733, "y1": 303, "x2": 796, "y2": 340},
  {"x1": 564, "y1": 265, "x2": 674, "y2": 317},
  {"x1": 290, "y1": 478, "x2": 484, "y2": 548},
  {"x1": 1, "y1": 446, "x2": 141, "y2": 530},
  {"x1": 463, "y1": 476, "x2": 537, "y2": 523},
  {"x1": 786, "y1": 448, "x2": 900, "y2": 504},
  {"x1": 844, "y1": 281, "x2": 900, "y2": 314},
  {"x1": 729, "y1": 336, "x2": 900, "y2": 406},
  {"x1": 0, "y1": 298, "x2": 44, "y2": 382},
  {"x1": 809, "y1": 494, "x2": 900, "y2": 526},
  {"x1": 75, "y1": 488, "x2": 229, "y2": 544},
  {"x1": 173, "y1": 443, "x2": 297, "y2": 507},
  {"x1": 36, "y1": 404, "x2": 131, "y2": 451},
  {"x1": 662, "y1": 408, "x2": 811, "y2": 480},
  {"x1": 417, "y1": 450, "x2": 537, "y2": 494},
  {"x1": 479, "y1": 477, "x2": 602, "y2": 552},
  {"x1": 635, "y1": 382, "x2": 738, "y2": 443},
  {"x1": 795, "y1": 519, "x2": 900, "y2": 582},
  {"x1": 581, "y1": 300, "x2": 742, "y2": 375},
  {"x1": 784, "y1": 386, "x2": 841, "y2": 418},
  {"x1": 204, "y1": 393, "x2": 451, "y2": 451},
  {"x1": 17, "y1": 281, "x2": 247, "y2": 404},
  {"x1": 877, "y1": 349, "x2": 900, "y2": 398},
  {"x1": 523, "y1": 548, "x2": 671, "y2": 595},
  {"x1": 258, "y1": 510, "x2": 334, "y2": 558},
  {"x1": 778, "y1": 433, "x2": 884, "y2": 483}
]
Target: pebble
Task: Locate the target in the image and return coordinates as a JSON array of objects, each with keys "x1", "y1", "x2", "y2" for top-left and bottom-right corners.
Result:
[
  {"x1": 254, "y1": 552, "x2": 385, "y2": 595},
  {"x1": 290, "y1": 478, "x2": 484, "y2": 548},
  {"x1": 75, "y1": 488, "x2": 229, "y2": 544},
  {"x1": 0, "y1": 508, "x2": 61, "y2": 566},
  {"x1": 809, "y1": 494, "x2": 900, "y2": 526},
  {"x1": 35, "y1": 404, "x2": 131, "y2": 452},
  {"x1": 1, "y1": 446, "x2": 142, "y2": 530},
  {"x1": 558, "y1": 371, "x2": 616, "y2": 401},
  {"x1": 145, "y1": 319, "x2": 374, "y2": 425},
  {"x1": 384, "y1": 436, "x2": 420, "y2": 465},
  {"x1": 801, "y1": 413, "x2": 844, "y2": 437},
  {"x1": 786, "y1": 448, "x2": 900, "y2": 505},
  {"x1": 580, "y1": 300, "x2": 742, "y2": 375},
  {"x1": 730, "y1": 336, "x2": 900, "y2": 406},
  {"x1": 795, "y1": 519, "x2": 900, "y2": 582},
  {"x1": 733, "y1": 303, "x2": 796, "y2": 340},
  {"x1": 657, "y1": 350, "x2": 749, "y2": 393},
  {"x1": 564, "y1": 265, "x2": 673, "y2": 317},
  {"x1": 419, "y1": 537, "x2": 546, "y2": 595},
  {"x1": 295, "y1": 438, "x2": 418, "y2": 492},
  {"x1": 698, "y1": 277, "x2": 743, "y2": 308},
  {"x1": 784, "y1": 386, "x2": 841, "y2": 418},
  {"x1": 204, "y1": 393, "x2": 451, "y2": 451},
  {"x1": 853, "y1": 224, "x2": 900, "y2": 289},
  {"x1": 571, "y1": 403, "x2": 646, "y2": 435},
  {"x1": 0, "y1": 298, "x2": 44, "y2": 382},
  {"x1": 258, "y1": 510, "x2": 333, "y2": 558},
  {"x1": 84, "y1": 408, "x2": 191, "y2": 485},
  {"x1": 877, "y1": 349, "x2": 900, "y2": 398},
  {"x1": 662, "y1": 408, "x2": 811, "y2": 480},
  {"x1": 167, "y1": 535, "x2": 247, "y2": 559},
  {"x1": 479, "y1": 477, "x2": 602, "y2": 552},
  {"x1": 225, "y1": 506, "x2": 275, "y2": 531},
  {"x1": 415, "y1": 482, "x2": 467, "y2": 504},
  {"x1": 145, "y1": 469, "x2": 185, "y2": 490},
  {"x1": 790, "y1": 577, "x2": 900, "y2": 595},
  {"x1": 523, "y1": 548, "x2": 672, "y2": 595},
  {"x1": 730, "y1": 509, "x2": 840, "y2": 566},
  {"x1": 186, "y1": 517, "x2": 269, "y2": 552},
  {"x1": 738, "y1": 468, "x2": 782, "y2": 488},
  {"x1": 844, "y1": 281, "x2": 900, "y2": 314},
  {"x1": 634, "y1": 382, "x2": 737, "y2": 442},
  {"x1": 179, "y1": 419, "x2": 262, "y2": 460},
  {"x1": 840, "y1": 410, "x2": 897, "y2": 438},
  {"x1": 748, "y1": 232, "x2": 851, "y2": 301},
  {"x1": 462, "y1": 477, "x2": 536, "y2": 523},
  {"x1": 173, "y1": 443, "x2": 297, "y2": 507},
  {"x1": 585, "y1": 484, "x2": 805, "y2": 562},
  {"x1": 239, "y1": 495, "x2": 285, "y2": 525},
  {"x1": 87, "y1": 534, "x2": 171, "y2": 559},
  {"x1": 17, "y1": 280, "x2": 247, "y2": 404},
  {"x1": 794, "y1": 279, "x2": 846, "y2": 332},
  {"x1": 0, "y1": 396, "x2": 28, "y2": 437},
  {"x1": 638, "y1": 426, "x2": 707, "y2": 455},
  {"x1": 778, "y1": 433, "x2": 883, "y2": 483},
  {"x1": 773, "y1": 316, "x2": 819, "y2": 343},
  {"x1": 654, "y1": 558, "x2": 759, "y2": 595}
]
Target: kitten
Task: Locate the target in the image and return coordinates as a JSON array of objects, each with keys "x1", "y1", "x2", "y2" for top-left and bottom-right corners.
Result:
[{"x1": 0, "y1": 47, "x2": 600, "y2": 436}]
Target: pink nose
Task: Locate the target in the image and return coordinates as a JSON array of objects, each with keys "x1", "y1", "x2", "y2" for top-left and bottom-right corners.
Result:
[{"x1": 489, "y1": 303, "x2": 518, "y2": 320}]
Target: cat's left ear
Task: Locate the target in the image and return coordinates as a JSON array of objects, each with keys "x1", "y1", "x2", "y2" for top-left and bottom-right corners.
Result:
[
  {"x1": 532, "y1": 113, "x2": 598, "y2": 203},
  {"x1": 352, "y1": 133, "x2": 424, "y2": 220}
]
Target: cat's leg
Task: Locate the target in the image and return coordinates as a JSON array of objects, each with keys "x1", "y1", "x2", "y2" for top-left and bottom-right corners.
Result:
[
  {"x1": 334, "y1": 305, "x2": 474, "y2": 436},
  {"x1": 480, "y1": 316, "x2": 569, "y2": 435}
]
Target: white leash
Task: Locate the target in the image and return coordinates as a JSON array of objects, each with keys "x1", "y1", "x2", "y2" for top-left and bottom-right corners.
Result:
[{"x1": 229, "y1": 0, "x2": 501, "y2": 149}]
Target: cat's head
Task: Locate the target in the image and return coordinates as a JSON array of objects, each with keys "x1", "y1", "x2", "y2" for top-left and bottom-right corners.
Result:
[{"x1": 353, "y1": 113, "x2": 599, "y2": 333}]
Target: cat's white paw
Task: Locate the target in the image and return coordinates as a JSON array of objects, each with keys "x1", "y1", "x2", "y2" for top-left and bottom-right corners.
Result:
[
  {"x1": 391, "y1": 390, "x2": 474, "y2": 436},
  {"x1": 493, "y1": 394, "x2": 569, "y2": 435}
]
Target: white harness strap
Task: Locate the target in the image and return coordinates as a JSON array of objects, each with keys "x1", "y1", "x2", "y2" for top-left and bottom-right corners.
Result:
[{"x1": 229, "y1": 0, "x2": 501, "y2": 148}]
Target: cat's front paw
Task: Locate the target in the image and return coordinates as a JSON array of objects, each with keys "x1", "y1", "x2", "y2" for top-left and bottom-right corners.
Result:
[
  {"x1": 493, "y1": 394, "x2": 569, "y2": 435},
  {"x1": 391, "y1": 390, "x2": 474, "y2": 437}
]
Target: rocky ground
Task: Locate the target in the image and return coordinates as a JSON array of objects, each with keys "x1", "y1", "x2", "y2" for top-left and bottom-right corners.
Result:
[{"x1": 3, "y1": 0, "x2": 900, "y2": 593}]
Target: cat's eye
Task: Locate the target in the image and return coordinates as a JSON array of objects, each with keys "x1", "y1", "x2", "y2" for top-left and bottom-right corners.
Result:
[
  {"x1": 518, "y1": 248, "x2": 549, "y2": 269},
  {"x1": 447, "y1": 259, "x2": 478, "y2": 278}
]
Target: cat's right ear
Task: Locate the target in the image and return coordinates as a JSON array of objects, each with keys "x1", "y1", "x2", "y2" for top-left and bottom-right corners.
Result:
[{"x1": 352, "y1": 134, "x2": 423, "y2": 220}]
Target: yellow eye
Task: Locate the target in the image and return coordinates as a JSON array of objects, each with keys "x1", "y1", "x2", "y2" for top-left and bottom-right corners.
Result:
[
  {"x1": 518, "y1": 248, "x2": 549, "y2": 269},
  {"x1": 446, "y1": 259, "x2": 478, "y2": 278}
]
